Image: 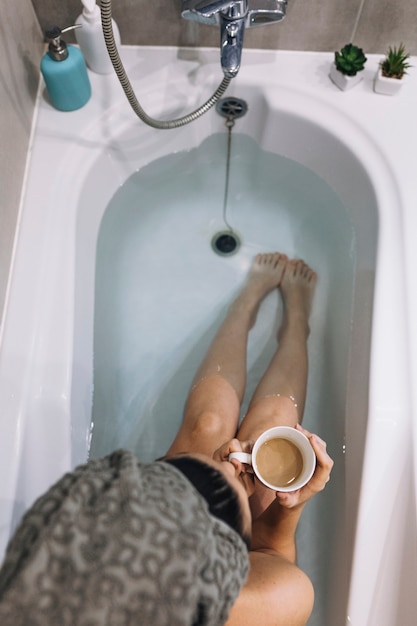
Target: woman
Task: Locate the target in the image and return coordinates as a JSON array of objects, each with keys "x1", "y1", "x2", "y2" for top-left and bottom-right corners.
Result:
[{"x1": 0, "y1": 253, "x2": 333, "y2": 626}]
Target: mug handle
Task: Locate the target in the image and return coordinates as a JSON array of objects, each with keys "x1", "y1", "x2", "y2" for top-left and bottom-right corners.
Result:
[{"x1": 228, "y1": 451, "x2": 252, "y2": 465}]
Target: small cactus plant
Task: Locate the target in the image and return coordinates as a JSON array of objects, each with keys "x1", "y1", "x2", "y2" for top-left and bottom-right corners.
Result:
[
  {"x1": 334, "y1": 43, "x2": 367, "y2": 76},
  {"x1": 380, "y1": 44, "x2": 411, "y2": 79}
]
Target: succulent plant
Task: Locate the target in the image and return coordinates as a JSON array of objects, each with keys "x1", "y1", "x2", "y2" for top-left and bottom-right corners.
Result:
[
  {"x1": 380, "y1": 44, "x2": 412, "y2": 79},
  {"x1": 334, "y1": 43, "x2": 367, "y2": 76}
]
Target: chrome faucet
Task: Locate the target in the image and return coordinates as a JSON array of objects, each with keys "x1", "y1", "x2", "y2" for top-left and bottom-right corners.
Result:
[{"x1": 181, "y1": 0, "x2": 288, "y2": 78}]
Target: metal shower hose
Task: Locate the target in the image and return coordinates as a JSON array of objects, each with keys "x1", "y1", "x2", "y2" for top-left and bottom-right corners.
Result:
[{"x1": 100, "y1": 0, "x2": 233, "y2": 129}]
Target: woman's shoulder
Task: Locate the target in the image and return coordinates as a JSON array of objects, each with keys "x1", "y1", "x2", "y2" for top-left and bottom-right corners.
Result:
[{"x1": 224, "y1": 550, "x2": 314, "y2": 626}]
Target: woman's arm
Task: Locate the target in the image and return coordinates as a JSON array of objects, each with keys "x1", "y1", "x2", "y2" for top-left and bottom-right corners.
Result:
[
  {"x1": 251, "y1": 499, "x2": 305, "y2": 562},
  {"x1": 251, "y1": 425, "x2": 333, "y2": 560},
  {"x1": 225, "y1": 427, "x2": 333, "y2": 626}
]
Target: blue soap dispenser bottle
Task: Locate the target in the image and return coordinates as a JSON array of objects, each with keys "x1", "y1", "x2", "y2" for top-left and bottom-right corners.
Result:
[{"x1": 41, "y1": 25, "x2": 92, "y2": 111}]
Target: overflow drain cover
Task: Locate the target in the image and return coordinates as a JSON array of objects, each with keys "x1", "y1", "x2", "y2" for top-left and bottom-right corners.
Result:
[{"x1": 215, "y1": 97, "x2": 248, "y2": 120}]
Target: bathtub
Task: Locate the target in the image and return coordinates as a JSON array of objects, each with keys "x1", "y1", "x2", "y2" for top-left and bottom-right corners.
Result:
[{"x1": 1, "y1": 46, "x2": 417, "y2": 624}]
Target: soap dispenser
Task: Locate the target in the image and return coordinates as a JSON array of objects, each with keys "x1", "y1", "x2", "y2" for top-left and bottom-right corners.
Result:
[
  {"x1": 75, "y1": 0, "x2": 121, "y2": 74},
  {"x1": 40, "y1": 25, "x2": 92, "y2": 111}
]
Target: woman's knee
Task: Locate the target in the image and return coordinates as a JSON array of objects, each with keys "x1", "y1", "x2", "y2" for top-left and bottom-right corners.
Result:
[
  {"x1": 188, "y1": 410, "x2": 234, "y2": 444},
  {"x1": 238, "y1": 395, "x2": 298, "y2": 441}
]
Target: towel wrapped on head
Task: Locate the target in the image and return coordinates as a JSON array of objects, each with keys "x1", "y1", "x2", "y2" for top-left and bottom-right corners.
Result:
[{"x1": 0, "y1": 450, "x2": 249, "y2": 625}]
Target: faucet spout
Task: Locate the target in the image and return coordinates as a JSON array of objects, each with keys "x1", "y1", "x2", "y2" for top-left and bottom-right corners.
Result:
[{"x1": 220, "y1": 13, "x2": 246, "y2": 78}]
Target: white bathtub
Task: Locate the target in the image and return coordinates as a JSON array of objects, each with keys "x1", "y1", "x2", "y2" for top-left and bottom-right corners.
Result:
[{"x1": 1, "y1": 47, "x2": 417, "y2": 625}]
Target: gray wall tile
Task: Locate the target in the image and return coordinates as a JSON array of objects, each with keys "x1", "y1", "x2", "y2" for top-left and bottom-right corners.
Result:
[
  {"x1": 242, "y1": 0, "x2": 363, "y2": 51},
  {"x1": 0, "y1": 0, "x2": 43, "y2": 325},
  {"x1": 31, "y1": 0, "x2": 417, "y2": 54},
  {"x1": 354, "y1": 0, "x2": 417, "y2": 54}
]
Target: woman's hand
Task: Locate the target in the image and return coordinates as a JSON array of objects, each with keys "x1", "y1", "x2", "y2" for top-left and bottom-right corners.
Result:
[
  {"x1": 212, "y1": 438, "x2": 254, "y2": 464},
  {"x1": 212, "y1": 439, "x2": 256, "y2": 497},
  {"x1": 275, "y1": 424, "x2": 334, "y2": 509}
]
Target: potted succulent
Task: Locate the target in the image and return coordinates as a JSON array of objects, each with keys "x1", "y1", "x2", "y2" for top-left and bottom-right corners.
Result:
[
  {"x1": 374, "y1": 44, "x2": 412, "y2": 95},
  {"x1": 330, "y1": 43, "x2": 367, "y2": 91}
]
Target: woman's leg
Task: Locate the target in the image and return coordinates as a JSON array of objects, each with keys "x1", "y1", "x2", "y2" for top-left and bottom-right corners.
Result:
[
  {"x1": 165, "y1": 253, "x2": 288, "y2": 458},
  {"x1": 236, "y1": 259, "x2": 316, "y2": 516}
]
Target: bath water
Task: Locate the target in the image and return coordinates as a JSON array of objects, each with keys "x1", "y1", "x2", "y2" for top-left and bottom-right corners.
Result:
[{"x1": 91, "y1": 133, "x2": 355, "y2": 625}]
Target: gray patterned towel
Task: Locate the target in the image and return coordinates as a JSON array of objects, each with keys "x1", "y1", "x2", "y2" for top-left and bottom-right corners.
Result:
[{"x1": 0, "y1": 450, "x2": 249, "y2": 625}]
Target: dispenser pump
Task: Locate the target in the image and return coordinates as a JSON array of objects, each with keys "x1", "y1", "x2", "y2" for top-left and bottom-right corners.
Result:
[
  {"x1": 81, "y1": 0, "x2": 96, "y2": 15},
  {"x1": 45, "y1": 25, "x2": 80, "y2": 61}
]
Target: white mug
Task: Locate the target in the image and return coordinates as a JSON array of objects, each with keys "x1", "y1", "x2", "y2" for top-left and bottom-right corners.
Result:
[{"x1": 229, "y1": 426, "x2": 316, "y2": 492}]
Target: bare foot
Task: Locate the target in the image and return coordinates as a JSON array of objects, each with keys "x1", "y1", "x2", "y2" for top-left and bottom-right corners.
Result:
[
  {"x1": 279, "y1": 259, "x2": 316, "y2": 338},
  {"x1": 232, "y1": 253, "x2": 288, "y2": 325},
  {"x1": 247, "y1": 253, "x2": 288, "y2": 296}
]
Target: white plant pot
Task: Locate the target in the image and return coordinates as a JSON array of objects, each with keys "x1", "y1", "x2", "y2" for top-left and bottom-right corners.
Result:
[
  {"x1": 329, "y1": 63, "x2": 363, "y2": 91},
  {"x1": 374, "y1": 68, "x2": 403, "y2": 95}
]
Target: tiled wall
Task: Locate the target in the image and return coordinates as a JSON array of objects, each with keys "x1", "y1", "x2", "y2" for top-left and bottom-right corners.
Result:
[
  {"x1": 0, "y1": 0, "x2": 43, "y2": 328},
  {"x1": 1, "y1": 0, "x2": 416, "y2": 327},
  {"x1": 32, "y1": 0, "x2": 417, "y2": 54}
]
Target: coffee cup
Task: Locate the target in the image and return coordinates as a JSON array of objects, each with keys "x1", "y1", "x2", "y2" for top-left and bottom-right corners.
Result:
[{"x1": 229, "y1": 426, "x2": 316, "y2": 492}]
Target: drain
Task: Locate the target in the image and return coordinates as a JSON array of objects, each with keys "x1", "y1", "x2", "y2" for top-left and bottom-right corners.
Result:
[
  {"x1": 211, "y1": 231, "x2": 241, "y2": 256},
  {"x1": 216, "y1": 97, "x2": 248, "y2": 120}
]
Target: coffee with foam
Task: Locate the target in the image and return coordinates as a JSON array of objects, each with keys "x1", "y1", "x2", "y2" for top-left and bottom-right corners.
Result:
[{"x1": 256, "y1": 437, "x2": 303, "y2": 488}]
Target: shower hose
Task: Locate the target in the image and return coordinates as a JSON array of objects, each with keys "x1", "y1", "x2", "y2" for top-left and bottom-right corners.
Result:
[{"x1": 100, "y1": 0, "x2": 232, "y2": 129}]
